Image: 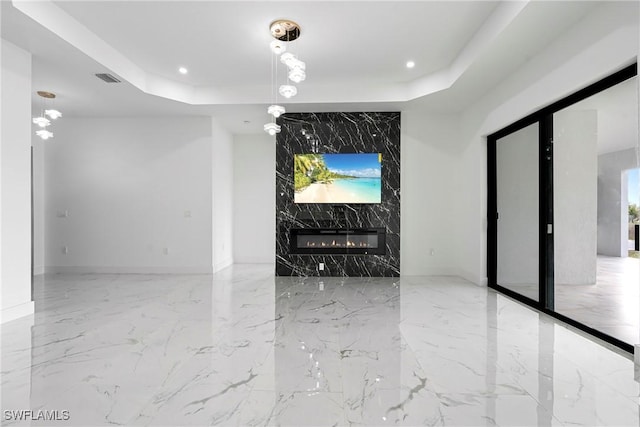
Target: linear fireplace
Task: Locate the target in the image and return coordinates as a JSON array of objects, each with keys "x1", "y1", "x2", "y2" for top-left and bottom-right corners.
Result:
[{"x1": 290, "y1": 228, "x2": 386, "y2": 255}]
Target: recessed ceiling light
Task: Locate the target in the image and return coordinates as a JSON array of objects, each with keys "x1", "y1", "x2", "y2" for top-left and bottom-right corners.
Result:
[
  {"x1": 406, "y1": 61, "x2": 415, "y2": 69},
  {"x1": 178, "y1": 67, "x2": 188, "y2": 75}
]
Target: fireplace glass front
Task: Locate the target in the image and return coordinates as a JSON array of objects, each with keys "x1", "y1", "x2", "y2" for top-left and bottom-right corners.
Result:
[{"x1": 290, "y1": 228, "x2": 386, "y2": 255}]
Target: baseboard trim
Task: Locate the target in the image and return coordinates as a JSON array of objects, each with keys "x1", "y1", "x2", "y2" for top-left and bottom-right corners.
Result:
[
  {"x1": 2, "y1": 301, "x2": 35, "y2": 324},
  {"x1": 399, "y1": 268, "x2": 487, "y2": 287},
  {"x1": 457, "y1": 268, "x2": 487, "y2": 287},
  {"x1": 45, "y1": 266, "x2": 213, "y2": 274},
  {"x1": 234, "y1": 257, "x2": 274, "y2": 264},
  {"x1": 213, "y1": 258, "x2": 233, "y2": 273},
  {"x1": 400, "y1": 267, "x2": 460, "y2": 277}
]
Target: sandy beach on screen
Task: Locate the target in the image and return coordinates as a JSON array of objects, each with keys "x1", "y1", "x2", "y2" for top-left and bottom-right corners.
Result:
[{"x1": 295, "y1": 182, "x2": 371, "y2": 203}]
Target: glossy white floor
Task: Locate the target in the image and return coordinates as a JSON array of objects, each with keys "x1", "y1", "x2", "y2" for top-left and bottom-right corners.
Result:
[
  {"x1": 501, "y1": 255, "x2": 640, "y2": 344},
  {"x1": 1, "y1": 264, "x2": 638, "y2": 426}
]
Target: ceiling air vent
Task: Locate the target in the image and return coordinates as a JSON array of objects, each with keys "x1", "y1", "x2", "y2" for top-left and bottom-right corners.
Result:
[{"x1": 95, "y1": 73, "x2": 121, "y2": 83}]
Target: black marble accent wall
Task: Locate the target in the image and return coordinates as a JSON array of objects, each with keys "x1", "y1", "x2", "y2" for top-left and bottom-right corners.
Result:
[{"x1": 275, "y1": 112, "x2": 400, "y2": 277}]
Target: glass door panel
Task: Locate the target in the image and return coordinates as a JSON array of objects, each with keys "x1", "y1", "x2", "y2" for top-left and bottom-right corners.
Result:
[
  {"x1": 496, "y1": 123, "x2": 540, "y2": 302},
  {"x1": 553, "y1": 76, "x2": 639, "y2": 345}
]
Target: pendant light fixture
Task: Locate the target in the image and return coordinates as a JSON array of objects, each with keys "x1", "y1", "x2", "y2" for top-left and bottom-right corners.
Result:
[
  {"x1": 32, "y1": 91, "x2": 62, "y2": 140},
  {"x1": 267, "y1": 105, "x2": 286, "y2": 118},
  {"x1": 45, "y1": 108, "x2": 62, "y2": 119},
  {"x1": 264, "y1": 19, "x2": 307, "y2": 136},
  {"x1": 36, "y1": 130, "x2": 54, "y2": 140},
  {"x1": 270, "y1": 40, "x2": 287, "y2": 55},
  {"x1": 278, "y1": 84, "x2": 297, "y2": 99},
  {"x1": 32, "y1": 116, "x2": 51, "y2": 128},
  {"x1": 265, "y1": 36, "x2": 282, "y2": 136},
  {"x1": 263, "y1": 122, "x2": 281, "y2": 136}
]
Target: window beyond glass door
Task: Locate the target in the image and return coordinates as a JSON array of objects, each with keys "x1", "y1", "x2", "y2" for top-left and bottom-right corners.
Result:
[{"x1": 496, "y1": 123, "x2": 540, "y2": 302}]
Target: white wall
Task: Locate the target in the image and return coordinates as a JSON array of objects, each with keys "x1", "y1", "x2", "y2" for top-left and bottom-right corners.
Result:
[
  {"x1": 211, "y1": 118, "x2": 234, "y2": 271},
  {"x1": 401, "y1": 111, "x2": 461, "y2": 276},
  {"x1": 455, "y1": 1, "x2": 638, "y2": 285},
  {"x1": 228, "y1": 112, "x2": 465, "y2": 276},
  {"x1": 45, "y1": 117, "x2": 213, "y2": 273},
  {"x1": 554, "y1": 110, "x2": 598, "y2": 285},
  {"x1": 452, "y1": 123, "x2": 486, "y2": 285},
  {"x1": 1, "y1": 39, "x2": 34, "y2": 322},
  {"x1": 598, "y1": 148, "x2": 638, "y2": 257},
  {"x1": 33, "y1": 138, "x2": 45, "y2": 275},
  {"x1": 232, "y1": 134, "x2": 275, "y2": 264}
]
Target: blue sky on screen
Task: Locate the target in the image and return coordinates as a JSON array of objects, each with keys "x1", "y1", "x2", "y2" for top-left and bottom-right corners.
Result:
[
  {"x1": 323, "y1": 153, "x2": 381, "y2": 178},
  {"x1": 630, "y1": 168, "x2": 639, "y2": 204}
]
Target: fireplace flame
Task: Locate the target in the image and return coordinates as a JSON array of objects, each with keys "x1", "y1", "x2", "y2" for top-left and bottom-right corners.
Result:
[
  {"x1": 293, "y1": 228, "x2": 383, "y2": 255},
  {"x1": 303, "y1": 239, "x2": 373, "y2": 248}
]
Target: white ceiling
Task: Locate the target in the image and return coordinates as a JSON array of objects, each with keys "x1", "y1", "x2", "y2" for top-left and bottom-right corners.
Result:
[
  {"x1": 53, "y1": 1, "x2": 498, "y2": 87},
  {"x1": 1, "y1": 0, "x2": 631, "y2": 134}
]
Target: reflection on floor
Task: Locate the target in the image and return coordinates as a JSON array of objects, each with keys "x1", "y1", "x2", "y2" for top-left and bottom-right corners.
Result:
[
  {"x1": 556, "y1": 256, "x2": 639, "y2": 344},
  {"x1": 1, "y1": 265, "x2": 638, "y2": 426},
  {"x1": 500, "y1": 255, "x2": 639, "y2": 344}
]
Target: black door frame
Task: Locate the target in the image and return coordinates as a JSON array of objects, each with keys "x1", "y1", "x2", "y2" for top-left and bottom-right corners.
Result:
[{"x1": 487, "y1": 63, "x2": 637, "y2": 353}]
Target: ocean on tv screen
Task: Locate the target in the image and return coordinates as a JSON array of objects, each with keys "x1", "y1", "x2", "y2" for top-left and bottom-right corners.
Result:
[{"x1": 294, "y1": 153, "x2": 382, "y2": 204}]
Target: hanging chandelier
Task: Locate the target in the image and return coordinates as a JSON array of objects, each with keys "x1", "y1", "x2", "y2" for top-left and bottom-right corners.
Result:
[
  {"x1": 32, "y1": 91, "x2": 62, "y2": 140},
  {"x1": 264, "y1": 19, "x2": 306, "y2": 136}
]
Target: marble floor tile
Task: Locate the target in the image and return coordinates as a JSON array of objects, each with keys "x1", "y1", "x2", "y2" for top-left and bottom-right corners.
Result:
[
  {"x1": 237, "y1": 390, "x2": 346, "y2": 427},
  {"x1": 501, "y1": 255, "x2": 639, "y2": 344},
  {"x1": 1, "y1": 264, "x2": 638, "y2": 426}
]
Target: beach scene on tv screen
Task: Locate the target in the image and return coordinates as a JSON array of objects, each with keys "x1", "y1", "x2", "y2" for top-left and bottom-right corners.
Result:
[{"x1": 294, "y1": 153, "x2": 382, "y2": 203}]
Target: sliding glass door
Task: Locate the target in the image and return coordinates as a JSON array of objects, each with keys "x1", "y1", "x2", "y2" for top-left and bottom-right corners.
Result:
[
  {"x1": 495, "y1": 123, "x2": 540, "y2": 302},
  {"x1": 488, "y1": 64, "x2": 638, "y2": 352},
  {"x1": 552, "y1": 76, "x2": 639, "y2": 345}
]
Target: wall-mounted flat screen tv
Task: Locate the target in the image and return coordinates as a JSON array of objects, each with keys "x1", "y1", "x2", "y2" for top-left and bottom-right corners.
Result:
[{"x1": 294, "y1": 153, "x2": 382, "y2": 204}]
